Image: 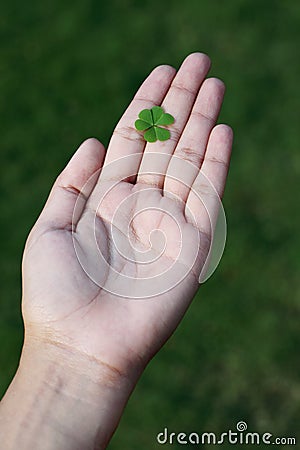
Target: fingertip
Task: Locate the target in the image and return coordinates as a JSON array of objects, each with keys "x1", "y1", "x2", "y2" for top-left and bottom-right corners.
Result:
[
  {"x1": 183, "y1": 52, "x2": 211, "y2": 70},
  {"x1": 211, "y1": 124, "x2": 234, "y2": 144},
  {"x1": 152, "y1": 52, "x2": 212, "y2": 79},
  {"x1": 64, "y1": 137, "x2": 106, "y2": 179},
  {"x1": 186, "y1": 51, "x2": 211, "y2": 60},
  {"x1": 75, "y1": 138, "x2": 106, "y2": 165},
  {"x1": 151, "y1": 64, "x2": 176, "y2": 77},
  {"x1": 205, "y1": 77, "x2": 225, "y2": 90},
  {"x1": 145, "y1": 65, "x2": 176, "y2": 90},
  {"x1": 79, "y1": 137, "x2": 105, "y2": 151}
]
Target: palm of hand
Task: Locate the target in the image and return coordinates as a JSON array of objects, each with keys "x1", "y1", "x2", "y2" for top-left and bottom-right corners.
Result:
[
  {"x1": 24, "y1": 180, "x2": 201, "y2": 373},
  {"x1": 22, "y1": 54, "x2": 232, "y2": 376}
]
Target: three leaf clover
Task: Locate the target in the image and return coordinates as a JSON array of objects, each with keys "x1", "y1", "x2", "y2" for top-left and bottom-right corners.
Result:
[{"x1": 135, "y1": 106, "x2": 175, "y2": 143}]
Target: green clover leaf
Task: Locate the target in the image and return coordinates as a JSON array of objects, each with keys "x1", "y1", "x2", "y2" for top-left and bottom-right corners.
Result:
[{"x1": 134, "y1": 106, "x2": 175, "y2": 142}]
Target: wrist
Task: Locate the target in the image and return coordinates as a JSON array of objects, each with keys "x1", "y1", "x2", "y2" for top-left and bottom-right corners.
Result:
[{"x1": 0, "y1": 337, "x2": 136, "y2": 449}]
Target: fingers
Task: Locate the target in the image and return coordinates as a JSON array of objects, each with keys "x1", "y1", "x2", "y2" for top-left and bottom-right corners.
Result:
[
  {"x1": 200, "y1": 124, "x2": 233, "y2": 198},
  {"x1": 35, "y1": 138, "x2": 106, "y2": 232},
  {"x1": 137, "y1": 53, "x2": 211, "y2": 187},
  {"x1": 163, "y1": 78, "x2": 225, "y2": 204},
  {"x1": 200, "y1": 124, "x2": 233, "y2": 199},
  {"x1": 100, "y1": 65, "x2": 176, "y2": 182},
  {"x1": 185, "y1": 124, "x2": 233, "y2": 233}
]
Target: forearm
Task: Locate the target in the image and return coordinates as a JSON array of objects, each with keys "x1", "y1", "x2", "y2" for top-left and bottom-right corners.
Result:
[{"x1": 0, "y1": 339, "x2": 136, "y2": 450}]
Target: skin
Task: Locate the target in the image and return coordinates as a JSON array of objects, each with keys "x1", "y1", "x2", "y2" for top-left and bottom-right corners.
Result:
[{"x1": 0, "y1": 53, "x2": 233, "y2": 449}]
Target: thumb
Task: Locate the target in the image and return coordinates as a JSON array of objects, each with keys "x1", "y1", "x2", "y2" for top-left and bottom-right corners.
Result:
[{"x1": 33, "y1": 138, "x2": 105, "y2": 234}]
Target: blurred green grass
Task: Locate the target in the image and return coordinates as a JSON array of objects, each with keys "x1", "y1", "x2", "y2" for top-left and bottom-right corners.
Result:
[{"x1": 0, "y1": 0, "x2": 299, "y2": 448}]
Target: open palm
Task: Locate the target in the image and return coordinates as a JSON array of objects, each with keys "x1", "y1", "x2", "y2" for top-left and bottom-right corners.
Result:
[{"x1": 22, "y1": 53, "x2": 233, "y2": 379}]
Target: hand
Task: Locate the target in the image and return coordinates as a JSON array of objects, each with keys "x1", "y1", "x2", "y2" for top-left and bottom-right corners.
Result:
[
  {"x1": 23, "y1": 53, "x2": 232, "y2": 377},
  {"x1": 1, "y1": 53, "x2": 233, "y2": 449}
]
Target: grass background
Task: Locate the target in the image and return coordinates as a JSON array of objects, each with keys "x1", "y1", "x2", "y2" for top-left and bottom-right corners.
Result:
[{"x1": 0, "y1": 0, "x2": 299, "y2": 448}]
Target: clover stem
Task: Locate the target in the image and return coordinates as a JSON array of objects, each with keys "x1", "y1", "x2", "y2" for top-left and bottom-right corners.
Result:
[{"x1": 150, "y1": 108, "x2": 155, "y2": 125}]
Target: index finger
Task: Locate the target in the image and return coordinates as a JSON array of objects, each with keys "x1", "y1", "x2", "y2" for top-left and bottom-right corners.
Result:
[{"x1": 100, "y1": 65, "x2": 176, "y2": 182}]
